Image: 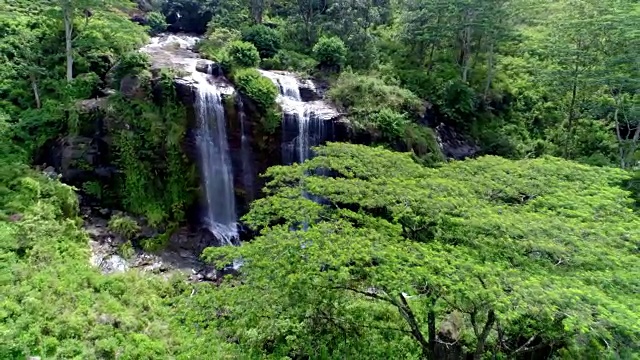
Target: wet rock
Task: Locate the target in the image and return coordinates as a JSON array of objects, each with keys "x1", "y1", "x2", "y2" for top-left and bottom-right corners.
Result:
[
  {"x1": 57, "y1": 136, "x2": 101, "y2": 184},
  {"x1": 435, "y1": 123, "x2": 480, "y2": 160},
  {"x1": 43, "y1": 166, "x2": 58, "y2": 179},
  {"x1": 100, "y1": 254, "x2": 129, "y2": 274},
  {"x1": 299, "y1": 79, "x2": 322, "y2": 102},
  {"x1": 174, "y1": 78, "x2": 196, "y2": 105},
  {"x1": 195, "y1": 60, "x2": 222, "y2": 76}
]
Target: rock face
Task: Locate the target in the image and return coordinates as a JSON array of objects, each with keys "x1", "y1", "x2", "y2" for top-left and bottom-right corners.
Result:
[
  {"x1": 435, "y1": 123, "x2": 480, "y2": 160},
  {"x1": 83, "y1": 207, "x2": 213, "y2": 278}
]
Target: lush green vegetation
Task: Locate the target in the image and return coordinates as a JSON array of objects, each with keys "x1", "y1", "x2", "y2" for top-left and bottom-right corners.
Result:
[
  {"x1": 208, "y1": 143, "x2": 640, "y2": 359},
  {"x1": 0, "y1": 0, "x2": 639, "y2": 358}
]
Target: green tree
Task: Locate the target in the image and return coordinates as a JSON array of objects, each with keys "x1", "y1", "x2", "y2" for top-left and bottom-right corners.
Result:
[
  {"x1": 312, "y1": 36, "x2": 347, "y2": 72},
  {"x1": 207, "y1": 143, "x2": 640, "y2": 359},
  {"x1": 226, "y1": 40, "x2": 261, "y2": 68},
  {"x1": 56, "y1": 0, "x2": 133, "y2": 82},
  {"x1": 242, "y1": 24, "x2": 282, "y2": 59}
]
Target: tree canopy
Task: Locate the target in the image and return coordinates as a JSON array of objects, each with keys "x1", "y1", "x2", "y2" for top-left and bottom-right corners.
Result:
[
  {"x1": 0, "y1": 0, "x2": 639, "y2": 358},
  {"x1": 207, "y1": 143, "x2": 640, "y2": 359}
]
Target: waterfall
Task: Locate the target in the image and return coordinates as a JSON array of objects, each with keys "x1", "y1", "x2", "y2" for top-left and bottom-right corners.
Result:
[
  {"x1": 237, "y1": 97, "x2": 255, "y2": 201},
  {"x1": 194, "y1": 84, "x2": 238, "y2": 245},
  {"x1": 259, "y1": 71, "x2": 329, "y2": 165}
]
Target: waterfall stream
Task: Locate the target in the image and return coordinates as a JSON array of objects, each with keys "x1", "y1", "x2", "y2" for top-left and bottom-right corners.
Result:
[
  {"x1": 194, "y1": 84, "x2": 238, "y2": 245},
  {"x1": 259, "y1": 71, "x2": 329, "y2": 165},
  {"x1": 141, "y1": 34, "x2": 241, "y2": 245}
]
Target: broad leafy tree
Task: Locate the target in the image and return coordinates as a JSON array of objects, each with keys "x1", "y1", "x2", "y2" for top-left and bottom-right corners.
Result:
[{"x1": 207, "y1": 143, "x2": 640, "y2": 359}]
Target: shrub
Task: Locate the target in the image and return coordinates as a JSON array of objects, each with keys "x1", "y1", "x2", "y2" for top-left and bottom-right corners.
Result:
[
  {"x1": 368, "y1": 108, "x2": 410, "y2": 140},
  {"x1": 312, "y1": 36, "x2": 347, "y2": 71},
  {"x1": 261, "y1": 49, "x2": 318, "y2": 74},
  {"x1": 328, "y1": 72, "x2": 423, "y2": 116},
  {"x1": 242, "y1": 25, "x2": 282, "y2": 59},
  {"x1": 108, "y1": 214, "x2": 140, "y2": 239},
  {"x1": 403, "y1": 123, "x2": 445, "y2": 165},
  {"x1": 118, "y1": 240, "x2": 135, "y2": 258},
  {"x1": 146, "y1": 11, "x2": 167, "y2": 35},
  {"x1": 232, "y1": 68, "x2": 278, "y2": 112},
  {"x1": 113, "y1": 51, "x2": 151, "y2": 86},
  {"x1": 226, "y1": 41, "x2": 260, "y2": 69},
  {"x1": 205, "y1": 27, "x2": 241, "y2": 49}
]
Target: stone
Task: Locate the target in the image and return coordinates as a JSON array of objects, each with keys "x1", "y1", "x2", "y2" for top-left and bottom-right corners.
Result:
[
  {"x1": 100, "y1": 254, "x2": 129, "y2": 274},
  {"x1": 8, "y1": 214, "x2": 23, "y2": 222},
  {"x1": 435, "y1": 123, "x2": 480, "y2": 160},
  {"x1": 195, "y1": 60, "x2": 222, "y2": 76},
  {"x1": 298, "y1": 78, "x2": 322, "y2": 102},
  {"x1": 43, "y1": 166, "x2": 58, "y2": 179},
  {"x1": 119, "y1": 75, "x2": 146, "y2": 100},
  {"x1": 58, "y1": 136, "x2": 98, "y2": 184}
]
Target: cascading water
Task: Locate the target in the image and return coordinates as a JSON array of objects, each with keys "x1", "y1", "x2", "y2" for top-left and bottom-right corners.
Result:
[
  {"x1": 194, "y1": 85, "x2": 238, "y2": 245},
  {"x1": 259, "y1": 71, "x2": 329, "y2": 165}
]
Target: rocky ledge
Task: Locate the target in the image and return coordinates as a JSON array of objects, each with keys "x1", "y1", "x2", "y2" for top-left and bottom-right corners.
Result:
[{"x1": 83, "y1": 207, "x2": 237, "y2": 283}]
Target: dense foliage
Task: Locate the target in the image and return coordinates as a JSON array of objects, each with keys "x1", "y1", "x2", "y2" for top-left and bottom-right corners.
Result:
[
  {"x1": 208, "y1": 143, "x2": 640, "y2": 359},
  {"x1": 1, "y1": 0, "x2": 639, "y2": 358}
]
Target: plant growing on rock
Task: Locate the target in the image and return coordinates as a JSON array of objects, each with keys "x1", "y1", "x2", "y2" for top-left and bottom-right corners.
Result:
[
  {"x1": 146, "y1": 11, "x2": 167, "y2": 36},
  {"x1": 108, "y1": 214, "x2": 140, "y2": 239},
  {"x1": 232, "y1": 68, "x2": 278, "y2": 112},
  {"x1": 226, "y1": 40, "x2": 260, "y2": 69}
]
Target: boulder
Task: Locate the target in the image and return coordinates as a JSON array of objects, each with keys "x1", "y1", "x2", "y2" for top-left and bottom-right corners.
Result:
[
  {"x1": 298, "y1": 78, "x2": 323, "y2": 102},
  {"x1": 59, "y1": 136, "x2": 98, "y2": 183},
  {"x1": 119, "y1": 74, "x2": 147, "y2": 100},
  {"x1": 98, "y1": 254, "x2": 129, "y2": 274},
  {"x1": 435, "y1": 123, "x2": 480, "y2": 160},
  {"x1": 195, "y1": 60, "x2": 222, "y2": 76}
]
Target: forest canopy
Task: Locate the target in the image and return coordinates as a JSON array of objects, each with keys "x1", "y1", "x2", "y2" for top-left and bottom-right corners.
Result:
[{"x1": 0, "y1": 0, "x2": 639, "y2": 358}]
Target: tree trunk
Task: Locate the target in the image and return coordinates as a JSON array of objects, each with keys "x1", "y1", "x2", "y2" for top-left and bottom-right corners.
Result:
[
  {"x1": 484, "y1": 41, "x2": 495, "y2": 99},
  {"x1": 564, "y1": 46, "x2": 582, "y2": 158},
  {"x1": 426, "y1": 43, "x2": 436, "y2": 75},
  {"x1": 427, "y1": 301, "x2": 436, "y2": 357},
  {"x1": 30, "y1": 73, "x2": 41, "y2": 109},
  {"x1": 473, "y1": 310, "x2": 495, "y2": 360},
  {"x1": 396, "y1": 293, "x2": 433, "y2": 360},
  {"x1": 460, "y1": 26, "x2": 472, "y2": 83},
  {"x1": 63, "y1": 6, "x2": 74, "y2": 82}
]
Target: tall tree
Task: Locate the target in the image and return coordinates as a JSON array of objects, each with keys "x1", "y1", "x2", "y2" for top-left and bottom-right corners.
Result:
[
  {"x1": 56, "y1": 0, "x2": 130, "y2": 82},
  {"x1": 206, "y1": 143, "x2": 640, "y2": 359}
]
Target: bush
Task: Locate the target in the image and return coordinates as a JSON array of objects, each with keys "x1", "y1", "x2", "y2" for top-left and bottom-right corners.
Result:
[
  {"x1": 205, "y1": 27, "x2": 241, "y2": 49},
  {"x1": 242, "y1": 25, "x2": 282, "y2": 59},
  {"x1": 328, "y1": 72, "x2": 423, "y2": 116},
  {"x1": 113, "y1": 51, "x2": 151, "y2": 86},
  {"x1": 226, "y1": 41, "x2": 260, "y2": 69},
  {"x1": 146, "y1": 11, "x2": 167, "y2": 35},
  {"x1": 108, "y1": 214, "x2": 140, "y2": 239},
  {"x1": 368, "y1": 108, "x2": 410, "y2": 140},
  {"x1": 403, "y1": 123, "x2": 445, "y2": 165},
  {"x1": 261, "y1": 49, "x2": 318, "y2": 74},
  {"x1": 313, "y1": 36, "x2": 347, "y2": 71},
  {"x1": 232, "y1": 68, "x2": 278, "y2": 112}
]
